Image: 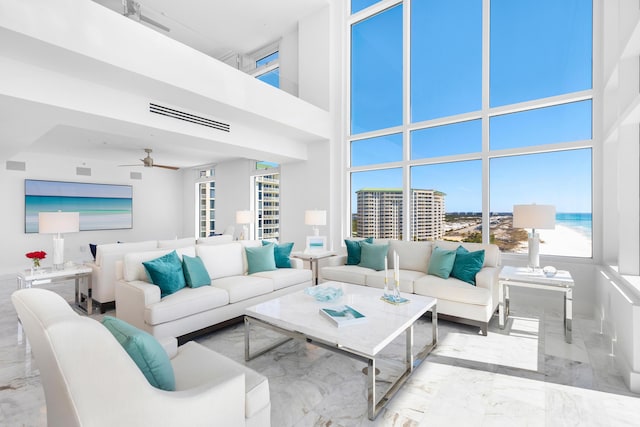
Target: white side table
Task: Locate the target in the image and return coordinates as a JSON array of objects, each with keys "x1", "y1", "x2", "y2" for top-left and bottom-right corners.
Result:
[
  {"x1": 17, "y1": 265, "x2": 93, "y2": 315},
  {"x1": 498, "y1": 265, "x2": 574, "y2": 343},
  {"x1": 291, "y1": 251, "x2": 335, "y2": 285}
]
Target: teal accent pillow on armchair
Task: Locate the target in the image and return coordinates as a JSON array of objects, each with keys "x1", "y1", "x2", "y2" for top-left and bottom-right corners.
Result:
[
  {"x1": 102, "y1": 316, "x2": 175, "y2": 391},
  {"x1": 142, "y1": 251, "x2": 186, "y2": 297},
  {"x1": 427, "y1": 246, "x2": 457, "y2": 279},
  {"x1": 358, "y1": 242, "x2": 389, "y2": 271}
]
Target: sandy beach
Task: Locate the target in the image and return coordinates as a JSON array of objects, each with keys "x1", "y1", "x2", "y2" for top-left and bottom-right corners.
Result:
[{"x1": 527, "y1": 224, "x2": 592, "y2": 257}]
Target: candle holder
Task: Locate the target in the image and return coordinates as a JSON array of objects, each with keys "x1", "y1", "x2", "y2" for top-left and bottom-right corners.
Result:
[
  {"x1": 394, "y1": 279, "x2": 401, "y2": 299},
  {"x1": 383, "y1": 277, "x2": 389, "y2": 298}
]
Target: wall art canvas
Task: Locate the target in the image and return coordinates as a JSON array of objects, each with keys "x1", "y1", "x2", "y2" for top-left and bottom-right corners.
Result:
[{"x1": 25, "y1": 180, "x2": 133, "y2": 233}]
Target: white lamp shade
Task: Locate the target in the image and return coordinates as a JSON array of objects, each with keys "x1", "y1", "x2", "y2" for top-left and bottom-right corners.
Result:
[
  {"x1": 304, "y1": 210, "x2": 327, "y2": 226},
  {"x1": 235, "y1": 210, "x2": 253, "y2": 224},
  {"x1": 38, "y1": 212, "x2": 80, "y2": 234},
  {"x1": 513, "y1": 204, "x2": 556, "y2": 230}
]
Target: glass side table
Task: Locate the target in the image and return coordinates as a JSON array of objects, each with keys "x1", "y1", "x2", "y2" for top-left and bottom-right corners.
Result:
[
  {"x1": 498, "y1": 265, "x2": 574, "y2": 343},
  {"x1": 291, "y1": 251, "x2": 335, "y2": 285},
  {"x1": 17, "y1": 265, "x2": 93, "y2": 315}
]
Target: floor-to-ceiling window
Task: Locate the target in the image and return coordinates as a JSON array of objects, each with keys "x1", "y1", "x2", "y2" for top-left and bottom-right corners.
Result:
[
  {"x1": 348, "y1": 0, "x2": 593, "y2": 258},
  {"x1": 252, "y1": 161, "x2": 280, "y2": 240},
  {"x1": 196, "y1": 168, "x2": 216, "y2": 238}
]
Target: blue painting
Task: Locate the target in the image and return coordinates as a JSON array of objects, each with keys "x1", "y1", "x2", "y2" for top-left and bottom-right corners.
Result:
[{"x1": 25, "y1": 180, "x2": 133, "y2": 233}]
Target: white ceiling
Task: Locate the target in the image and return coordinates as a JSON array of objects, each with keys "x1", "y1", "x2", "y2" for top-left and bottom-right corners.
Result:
[
  {"x1": 1, "y1": 0, "x2": 329, "y2": 170},
  {"x1": 93, "y1": 0, "x2": 327, "y2": 60}
]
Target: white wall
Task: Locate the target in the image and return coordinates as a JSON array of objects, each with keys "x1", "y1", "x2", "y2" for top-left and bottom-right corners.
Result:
[
  {"x1": 299, "y1": 6, "x2": 331, "y2": 111},
  {"x1": 280, "y1": 26, "x2": 300, "y2": 97},
  {"x1": 0, "y1": 153, "x2": 185, "y2": 276}
]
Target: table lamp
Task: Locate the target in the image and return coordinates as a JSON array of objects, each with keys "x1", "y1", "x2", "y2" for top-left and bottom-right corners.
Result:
[
  {"x1": 513, "y1": 204, "x2": 555, "y2": 269},
  {"x1": 304, "y1": 210, "x2": 326, "y2": 236},
  {"x1": 235, "y1": 210, "x2": 253, "y2": 240},
  {"x1": 39, "y1": 211, "x2": 80, "y2": 270}
]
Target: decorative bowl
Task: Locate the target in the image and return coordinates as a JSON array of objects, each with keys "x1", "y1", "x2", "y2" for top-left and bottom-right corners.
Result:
[
  {"x1": 542, "y1": 266, "x2": 557, "y2": 278},
  {"x1": 304, "y1": 286, "x2": 343, "y2": 302}
]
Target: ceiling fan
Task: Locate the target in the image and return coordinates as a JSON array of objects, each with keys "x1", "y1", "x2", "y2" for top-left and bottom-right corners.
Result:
[
  {"x1": 122, "y1": 0, "x2": 171, "y2": 32},
  {"x1": 120, "y1": 148, "x2": 180, "y2": 170}
]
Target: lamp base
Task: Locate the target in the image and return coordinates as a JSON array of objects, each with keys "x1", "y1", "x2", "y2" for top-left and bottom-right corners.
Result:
[
  {"x1": 528, "y1": 233, "x2": 540, "y2": 270},
  {"x1": 52, "y1": 236, "x2": 65, "y2": 270}
]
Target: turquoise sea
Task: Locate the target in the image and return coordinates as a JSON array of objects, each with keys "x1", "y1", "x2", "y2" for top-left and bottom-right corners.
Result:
[
  {"x1": 556, "y1": 213, "x2": 592, "y2": 239},
  {"x1": 25, "y1": 195, "x2": 132, "y2": 233}
]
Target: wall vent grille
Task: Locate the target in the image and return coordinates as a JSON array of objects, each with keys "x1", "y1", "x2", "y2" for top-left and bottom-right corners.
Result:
[{"x1": 149, "y1": 103, "x2": 230, "y2": 133}]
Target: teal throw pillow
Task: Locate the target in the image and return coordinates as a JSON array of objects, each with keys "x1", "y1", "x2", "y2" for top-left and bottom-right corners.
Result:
[
  {"x1": 262, "y1": 240, "x2": 294, "y2": 268},
  {"x1": 451, "y1": 246, "x2": 485, "y2": 286},
  {"x1": 246, "y1": 244, "x2": 277, "y2": 274},
  {"x1": 358, "y1": 242, "x2": 389, "y2": 271},
  {"x1": 345, "y1": 237, "x2": 374, "y2": 265},
  {"x1": 427, "y1": 246, "x2": 457, "y2": 279},
  {"x1": 142, "y1": 251, "x2": 186, "y2": 297},
  {"x1": 102, "y1": 316, "x2": 175, "y2": 391},
  {"x1": 182, "y1": 255, "x2": 210, "y2": 288}
]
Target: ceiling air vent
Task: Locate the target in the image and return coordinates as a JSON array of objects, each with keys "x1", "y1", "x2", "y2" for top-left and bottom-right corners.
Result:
[{"x1": 149, "y1": 103, "x2": 230, "y2": 133}]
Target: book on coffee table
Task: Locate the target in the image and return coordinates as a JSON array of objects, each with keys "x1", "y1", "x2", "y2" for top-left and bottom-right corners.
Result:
[{"x1": 319, "y1": 305, "x2": 366, "y2": 327}]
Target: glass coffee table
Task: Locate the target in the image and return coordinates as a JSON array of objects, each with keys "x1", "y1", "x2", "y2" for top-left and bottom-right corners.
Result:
[{"x1": 244, "y1": 281, "x2": 437, "y2": 420}]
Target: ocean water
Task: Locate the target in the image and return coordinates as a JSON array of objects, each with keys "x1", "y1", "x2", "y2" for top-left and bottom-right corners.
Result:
[
  {"x1": 556, "y1": 212, "x2": 592, "y2": 239},
  {"x1": 25, "y1": 196, "x2": 132, "y2": 233}
]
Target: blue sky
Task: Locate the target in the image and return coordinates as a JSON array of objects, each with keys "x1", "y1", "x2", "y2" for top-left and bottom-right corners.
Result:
[{"x1": 350, "y1": 0, "x2": 592, "y2": 214}]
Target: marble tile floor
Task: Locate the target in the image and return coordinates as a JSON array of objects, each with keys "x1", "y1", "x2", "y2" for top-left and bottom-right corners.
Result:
[{"x1": 1, "y1": 277, "x2": 639, "y2": 426}]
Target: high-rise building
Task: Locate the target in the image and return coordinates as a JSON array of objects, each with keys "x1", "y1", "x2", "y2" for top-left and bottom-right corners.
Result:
[
  {"x1": 255, "y1": 173, "x2": 280, "y2": 239},
  {"x1": 356, "y1": 188, "x2": 445, "y2": 240}
]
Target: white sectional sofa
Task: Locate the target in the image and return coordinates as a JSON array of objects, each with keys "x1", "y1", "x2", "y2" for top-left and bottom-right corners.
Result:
[
  {"x1": 320, "y1": 239, "x2": 501, "y2": 335},
  {"x1": 115, "y1": 240, "x2": 312, "y2": 340},
  {"x1": 87, "y1": 235, "x2": 232, "y2": 312}
]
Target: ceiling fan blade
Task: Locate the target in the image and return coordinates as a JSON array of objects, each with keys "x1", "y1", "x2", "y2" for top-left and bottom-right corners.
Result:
[
  {"x1": 154, "y1": 164, "x2": 180, "y2": 170},
  {"x1": 118, "y1": 164, "x2": 143, "y2": 167}
]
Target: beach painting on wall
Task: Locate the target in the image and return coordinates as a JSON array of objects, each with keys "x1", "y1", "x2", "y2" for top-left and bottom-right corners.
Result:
[{"x1": 25, "y1": 180, "x2": 133, "y2": 233}]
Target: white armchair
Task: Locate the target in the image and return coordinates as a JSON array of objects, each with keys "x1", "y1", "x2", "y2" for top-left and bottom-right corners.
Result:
[{"x1": 12, "y1": 288, "x2": 270, "y2": 427}]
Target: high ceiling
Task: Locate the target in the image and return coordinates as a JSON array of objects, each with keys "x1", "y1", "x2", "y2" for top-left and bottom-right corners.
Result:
[
  {"x1": 0, "y1": 0, "x2": 329, "y2": 170},
  {"x1": 93, "y1": 0, "x2": 327, "y2": 60}
]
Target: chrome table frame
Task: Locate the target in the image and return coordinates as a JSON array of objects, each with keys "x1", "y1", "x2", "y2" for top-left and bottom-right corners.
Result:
[
  {"x1": 498, "y1": 266, "x2": 574, "y2": 343},
  {"x1": 245, "y1": 304, "x2": 437, "y2": 420},
  {"x1": 17, "y1": 266, "x2": 93, "y2": 315}
]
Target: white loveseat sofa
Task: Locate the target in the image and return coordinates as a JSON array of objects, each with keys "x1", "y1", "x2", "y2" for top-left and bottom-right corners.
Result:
[
  {"x1": 116, "y1": 240, "x2": 312, "y2": 340},
  {"x1": 87, "y1": 235, "x2": 233, "y2": 312},
  {"x1": 320, "y1": 239, "x2": 501, "y2": 335},
  {"x1": 12, "y1": 288, "x2": 270, "y2": 427}
]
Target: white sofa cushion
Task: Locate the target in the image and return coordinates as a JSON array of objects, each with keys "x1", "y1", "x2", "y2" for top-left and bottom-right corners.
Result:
[
  {"x1": 196, "y1": 235, "x2": 234, "y2": 245},
  {"x1": 413, "y1": 274, "x2": 491, "y2": 306},
  {"x1": 96, "y1": 240, "x2": 158, "y2": 266},
  {"x1": 145, "y1": 286, "x2": 230, "y2": 326},
  {"x1": 321, "y1": 265, "x2": 371, "y2": 285},
  {"x1": 172, "y1": 341, "x2": 270, "y2": 419},
  {"x1": 197, "y1": 243, "x2": 244, "y2": 280},
  {"x1": 212, "y1": 276, "x2": 273, "y2": 303},
  {"x1": 123, "y1": 247, "x2": 196, "y2": 282},
  {"x1": 389, "y1": 240, "x2": 432, "y2": 273},
  {"x1": 365, "y1": 269, "x2": 425, "y2": 293},
  {"x1": 252, "y1": 268, "x2": 312, "y2": 290},
  {"x1": 158, "y1": 237, "x2": 197, "y2": 249}
]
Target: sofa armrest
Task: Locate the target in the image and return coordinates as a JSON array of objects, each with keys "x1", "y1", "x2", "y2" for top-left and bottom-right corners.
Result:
[
  {"x1": 160, "y1": 336, "x2": 178, "y2": 359},
  {"x1": 115, "y1": 279, "x2": 161, "y2": 332},
  {"x1": 324, "y1": 254, "x2": 347, "y2": 267},
  {"x1": 476, "y1": 266, "x2": 500, "y2": 311},
  {"x1": 290, "y1": 257, "x2": 304, "y2": 269}
]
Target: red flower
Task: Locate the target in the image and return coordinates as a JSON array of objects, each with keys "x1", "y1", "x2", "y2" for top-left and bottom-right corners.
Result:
[{"x1": 26, "y1": 251, "x2": 47, "y2": 260}]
